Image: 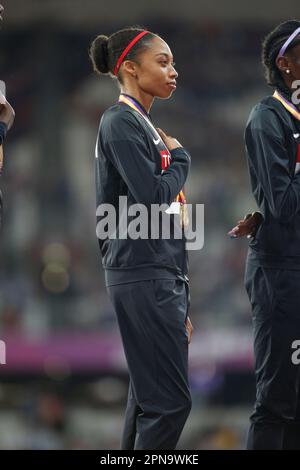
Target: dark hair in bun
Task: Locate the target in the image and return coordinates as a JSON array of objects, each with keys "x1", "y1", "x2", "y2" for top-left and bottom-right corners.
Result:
[
  {"x1": 262, "y1": 19, "x2": 300, "y2": 94},
  {"x1": 89, "y1": 26, "x2": 157, "y2": 82},
  {"x1": 89, "y1": 35, "x2": 110, "y2": 74}
]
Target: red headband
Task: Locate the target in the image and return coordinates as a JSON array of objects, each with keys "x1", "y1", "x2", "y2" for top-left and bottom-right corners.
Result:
[{"x1": 114, "y1": 31, "x2": 150, "y2": 76}]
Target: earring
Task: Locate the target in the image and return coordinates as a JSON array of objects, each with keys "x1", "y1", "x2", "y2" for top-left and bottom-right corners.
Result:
[{"x1": 286, "y1": 69, "x2": 290, "y2": 74}]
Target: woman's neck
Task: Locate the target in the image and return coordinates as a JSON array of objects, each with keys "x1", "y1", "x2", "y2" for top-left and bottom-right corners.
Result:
[
  {"x1": 279, "y1": 76, "x2": 300, "y2": 109},
  {"x1": 120, "y1": 86, "x2": 154, "y2": 113}
]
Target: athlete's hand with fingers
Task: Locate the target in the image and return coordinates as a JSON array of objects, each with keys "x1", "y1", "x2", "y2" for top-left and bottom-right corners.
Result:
[
  {"x1": 0, "y1": 98, "x2": 15, "y2": 131},
  {"x1": 228, "y1": 211, "x2": 263, "y2": 239},
  {"x1": 156, "y1": 127, "x2": 182, "y2": 151}
]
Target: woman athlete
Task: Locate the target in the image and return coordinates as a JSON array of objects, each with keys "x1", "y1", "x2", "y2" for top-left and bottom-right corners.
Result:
[
  {"x1": 89, "y1": 27, "x2": 192, "y2": 450},
  {"x1": 230, "y1": 20, "x2": 300, "y2": 449}
]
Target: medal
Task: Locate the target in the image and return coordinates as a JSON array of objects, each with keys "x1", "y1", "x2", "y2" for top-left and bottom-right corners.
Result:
[
  {"x1": 177, "y1": 190, "x2": 189, "y2": 228},
  {"x1": 180, "y1": 204, "x2": 189, "y2": 228}
]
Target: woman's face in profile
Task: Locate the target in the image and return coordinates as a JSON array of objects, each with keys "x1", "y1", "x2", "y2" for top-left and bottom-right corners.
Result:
[{"x1": 134, "y1": 36, "x2": 179, "y2": 100}]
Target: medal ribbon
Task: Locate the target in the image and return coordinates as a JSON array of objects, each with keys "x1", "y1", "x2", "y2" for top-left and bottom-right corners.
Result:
[{"x1": 273, "y1": 90, "x2": 300, "y2": 121}]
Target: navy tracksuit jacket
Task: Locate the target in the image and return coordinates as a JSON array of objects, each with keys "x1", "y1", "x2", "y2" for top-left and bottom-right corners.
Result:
[{"x1": 95, "y1": 94, "x2": 192, "y2": 450}]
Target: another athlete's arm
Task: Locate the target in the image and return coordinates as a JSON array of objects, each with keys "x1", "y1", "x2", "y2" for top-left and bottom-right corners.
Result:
[
  {"x1": 0, "y1": 99, "x2": 15, "y2": 143},
  {"x1": 245, "y1": 106, "x2": 300, "y2": 223}
]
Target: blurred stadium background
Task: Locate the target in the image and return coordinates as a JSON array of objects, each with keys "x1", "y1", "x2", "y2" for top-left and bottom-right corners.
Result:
[{"x1": 0, "y1": 0, "x2": 297, "y2": 450}]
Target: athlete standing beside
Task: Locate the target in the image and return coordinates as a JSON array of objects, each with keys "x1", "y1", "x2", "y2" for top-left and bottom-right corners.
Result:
[
  {"x1": 0, "y1": 3, "x2": 16, "y2": 227},
  {"x1": 89, "y1": 27, "x2": 193, "y2": 450},
  {"x1": 231, "y1": 20, "x2": 300, "y2": 449}
]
